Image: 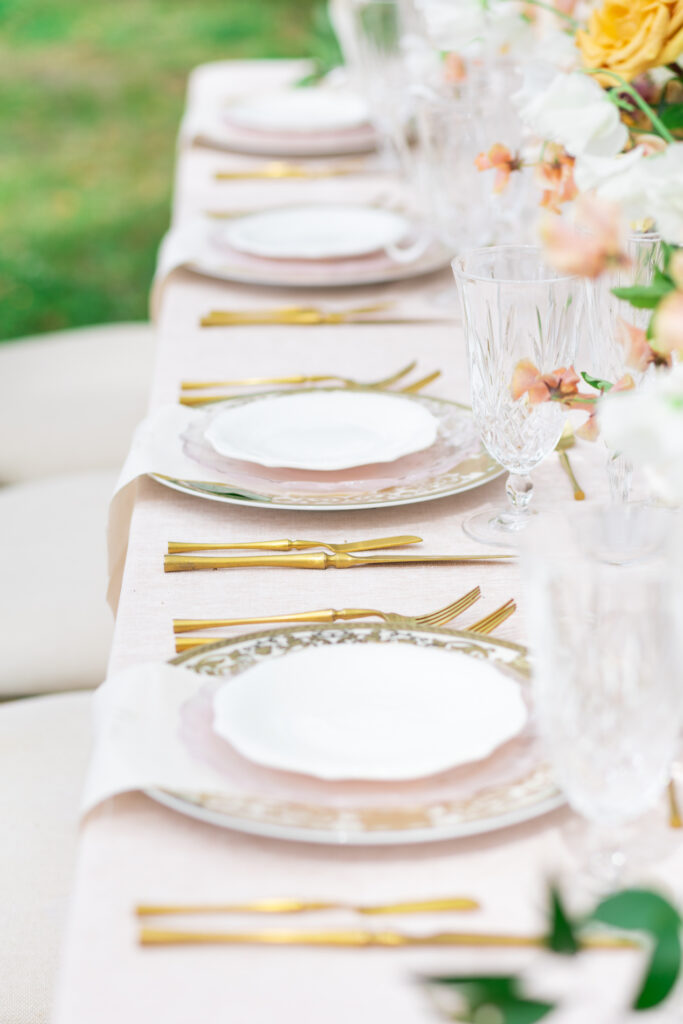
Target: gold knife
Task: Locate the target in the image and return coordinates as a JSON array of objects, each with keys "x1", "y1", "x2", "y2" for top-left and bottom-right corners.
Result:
[
  {"x1": 167, "y1": 535, "x2": 422, "y2": 555},
  {"x1": 139, "y1": 927, "x2": 637, "y2": 950},
  {"x1": 136, "y1": 896, "x2": 480, "y2": 917},
  {"x1": 164, "y1": 552, "x2": 515, "y2": 572}
]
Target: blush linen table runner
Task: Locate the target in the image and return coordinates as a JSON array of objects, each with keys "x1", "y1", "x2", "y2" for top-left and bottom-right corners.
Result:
[{"x1": 51, "y1": 60, "x2": 683, "y2": 1024}]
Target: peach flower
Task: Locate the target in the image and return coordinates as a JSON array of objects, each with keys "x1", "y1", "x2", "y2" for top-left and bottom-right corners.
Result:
[
  {"x1": 651, "y1": 290, "x2": 683, "y2": 357},
  {"x1": 474, "y1": 144, "x2": 523, "y2": 194},
  {"x1": 540, "y1": 195, "x2": 630, "y2": 278},
  {"x1": 535, "y1": 144, "x2": 578, "y2": 213}
]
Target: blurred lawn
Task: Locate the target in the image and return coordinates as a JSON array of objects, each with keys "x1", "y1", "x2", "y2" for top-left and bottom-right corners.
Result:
[{"x1": 0, "y1": 0, "x2": 317, "y2": 340}]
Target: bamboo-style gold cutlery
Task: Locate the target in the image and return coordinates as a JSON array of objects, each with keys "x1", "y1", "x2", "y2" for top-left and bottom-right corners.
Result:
[
  {"x1": 556, "y1": 427, "x2": 585, "y2": 502},
  {"x1": 173, "y1": 588, "x2": 482, "y2": 650},
  {"x1": 199, "y1": 305, "x2": 446, "y2": 328},
  {"x1": 215, "y1": 161, "x2": 367, "y2": 181},
  {"x1": 668, "y1": 779, "x2": 682, "y2": 829},
  {"x1": 178, "y1": 362, "x2": 442, "y2": 405},
  {"x1": 466, "y1": 599, "x2": 516, "y2": 635},
  {"x1": 139, "y1": 926, "x2": 636, "y2": 950},
  {"x1": 180, "y1": 360, "x2": 415, "y2": 393},
  {"x1": 173, "y1": 598, "x2": 513, "y2": 651},
  {"x1": 168, "y1": 535, "x2": 423, "y2": 555},
  {"x1": 137, "y1": 896, "x2": 479, "y2": 917},
  {"x1": 164, "y1": 551, "x2": 514, "y2": 572}
]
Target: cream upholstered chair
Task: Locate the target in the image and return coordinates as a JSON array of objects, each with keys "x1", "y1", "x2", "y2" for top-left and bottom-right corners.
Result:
[
  {"x1": 0, "y1": 321, "x2": 154, "y2": 696},
  {"x1": 0, "y1": 471, "x2": 116, "y2": 696},
  {"x1": 0, "y1": 322, "x2": 155, "y2": 483},
  {"x1": 0, "y1": 691, "x2": 92, "y2": 1024}
]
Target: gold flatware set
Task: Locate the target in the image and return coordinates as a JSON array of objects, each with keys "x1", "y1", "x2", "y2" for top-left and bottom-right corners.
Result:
[
  {"x1": 215, "y1": 160, "x2": 368, "y2": 181},
  {"x1": 178, "y1": 360, "x2": 441, "y2": 405},
  {"x1": 199, "y1": 304, "x2": 445, "y2": 328},
  {"x1": 136, "y1": 896, "x2": 635, "y2": 950}
]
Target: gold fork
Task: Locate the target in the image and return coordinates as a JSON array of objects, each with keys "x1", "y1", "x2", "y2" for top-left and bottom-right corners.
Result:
[
  {"x1": 136, "y1": 895, "x2": 479, "y2": 917},
  {"x1": 465, "y1": 599, "x2": 516, "y2": 635},
  {"x1": 173, "y1": 588, "x2": 482, "y2": 650},
  {"x1": 178, "y1": 360, "x2": 419, "y2": 405}
]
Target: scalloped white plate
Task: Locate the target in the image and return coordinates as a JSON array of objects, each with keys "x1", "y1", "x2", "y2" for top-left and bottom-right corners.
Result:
[{"x1": 203, "y1": 389, "x2": 439, "y2": 471}]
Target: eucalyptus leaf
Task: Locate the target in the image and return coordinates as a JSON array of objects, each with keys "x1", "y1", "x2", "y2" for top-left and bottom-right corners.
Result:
[
  {"x1": 547, "y1": 886, "x2": 580, "y2": 955},
  {"x1": 612, "y1": 281, "x2": 674, "y2": 309},
  {"x1": 427, "y1": 976, "x2": 554, "y2": 1024},
  {"x1": 590, "y1": 889, "x2": 682, "y2": 1011}
]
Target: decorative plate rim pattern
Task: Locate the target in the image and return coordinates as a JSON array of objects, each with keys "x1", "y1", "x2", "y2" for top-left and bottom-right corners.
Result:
[{"x1": 144, "y1": 624, "x2": 563, "y2": 846}]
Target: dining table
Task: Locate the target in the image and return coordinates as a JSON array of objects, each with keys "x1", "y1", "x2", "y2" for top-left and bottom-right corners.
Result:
[{"x1": 51, "y1": 59, "x2": 683, "y2": 1024}]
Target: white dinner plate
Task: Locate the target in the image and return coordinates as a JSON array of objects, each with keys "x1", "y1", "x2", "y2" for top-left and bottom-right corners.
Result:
[
  {"x1": 202, "y1": 390, "x2": 439, "y2": 471},
  {"x1": 221, "y1": 205, "x2": 410, "y2": 261},
  {"x1": 212, "y1": 642, "x2": 528, "y2": 781},
  {"x1": 224, "y1": 89, "x2": 370, "y2": 134}
]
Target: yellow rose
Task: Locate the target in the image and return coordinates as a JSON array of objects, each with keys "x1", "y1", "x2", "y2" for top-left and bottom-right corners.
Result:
[{"x1": 576, "y1": 0, "x2": 683, "y2": 82}]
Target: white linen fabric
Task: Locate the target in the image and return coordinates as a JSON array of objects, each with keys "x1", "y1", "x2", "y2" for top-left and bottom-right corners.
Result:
[
  {"x1": 0, "y1": 323, "x2": 155, "y2": 483},
  {"x1": 0, "y1": 472, "x2": 115, "y2": 696},
  {"x1": 51, "y1": 60, "x2": 683, "y2": 1024},
  {"x1": 0, "y1": 692, "x2": 92, "y2": 1024}
]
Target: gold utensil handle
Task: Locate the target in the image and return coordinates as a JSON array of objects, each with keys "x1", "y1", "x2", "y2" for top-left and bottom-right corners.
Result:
[
  {"x1": 164, "y1": 552, "x2": 513, "y2": 572},
  {"x1": 139, "y1": 927, "x2": 636, "y2": 950},
  {"x1": 164, "y1": 552, "x2": 331, "y2": 572},
  {"x1": 668, "y1": 779, "x2": 682, "y2": 829},
  {"x1": 558, "y1": 451, "x2": 585, "y2": 501},
  {"x1": 181, "y1": 374, "x2": 337, "y2": 391},
  {"x1": 173, "y1": 608, "x2": 386, "y2": 633},
  {"x1": 167, "y1": 535, "x2": 422, "y2": 555},
  {"x1": 136, "y1": 896, "x2": 480, "y2": 917}
]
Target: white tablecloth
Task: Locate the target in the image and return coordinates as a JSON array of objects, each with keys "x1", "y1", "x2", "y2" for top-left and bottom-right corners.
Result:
[{"x1": 51, "y1": 60, "x2": 683, "y2": 1024}]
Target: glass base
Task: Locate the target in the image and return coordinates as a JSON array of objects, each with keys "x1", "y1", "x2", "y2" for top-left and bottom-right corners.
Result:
[{"x1": 462, "y1": 505, "x2": 537, "y2": 548}]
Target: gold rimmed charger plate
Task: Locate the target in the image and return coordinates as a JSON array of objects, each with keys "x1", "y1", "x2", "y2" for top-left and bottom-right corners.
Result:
[
  {"x1": 149, "y1": 391, "x2": 504, "y2": 512},
  {"x1": 145, "y1": 623, "x2": 563, "y2": 846}
]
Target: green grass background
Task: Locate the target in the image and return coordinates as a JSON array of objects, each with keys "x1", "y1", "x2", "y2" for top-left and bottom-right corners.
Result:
[{"x1": 0, "y1": 0, "x2": 317, "y2": 341}]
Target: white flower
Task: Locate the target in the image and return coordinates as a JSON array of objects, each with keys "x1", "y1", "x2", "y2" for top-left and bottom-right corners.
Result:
[
  {"x1": 574, "y1": 147, "x2": 651, "y2": 224},
  {"x1": 516, "y1": 71, "x2": 628, "y2": 157},
  {"x1": 599, "y1": 366, "x2": 683, "y2": 504},
  {"x1": 415, "y1": 0, "x2": 532, "y2": 57},
  {"x1": 574, "y1": 143, "x2": 683, "y2": 241},
  {"x1": 644, "y1": 144, "x2": 683, "y2": 246}
]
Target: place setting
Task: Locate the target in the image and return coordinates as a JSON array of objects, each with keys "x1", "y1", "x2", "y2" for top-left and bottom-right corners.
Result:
[
  {"x1": 153, "y1": 201, "x2": 452, "y2": 300},
  {"x1": 180, "y1": 83, "x2": 379, "y2": 158}
]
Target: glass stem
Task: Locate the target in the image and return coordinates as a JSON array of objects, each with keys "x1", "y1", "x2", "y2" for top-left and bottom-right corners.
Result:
[
  {"x1": 505, "y1": 473, "x2": 534, "y2": 521},
  {"x1": 606, "y1": 452, "x2": 632, "y2": 504}
]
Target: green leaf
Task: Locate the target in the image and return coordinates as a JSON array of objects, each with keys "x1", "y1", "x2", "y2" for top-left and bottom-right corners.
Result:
[
  {"x1": 581, "y1": 372, "x2": 613, "y2": 392},
  {"x1": 427, "y1": 976, "x2": 554, "y2": 1024},
  {"x1": 635, "y1": 931, "x2": 681, "y2": 1010},
  {"x1": 590, "y1": 890, "x2": 682, "y2": 1011},
  {"x1": 547, "y1": 886, "x2": 580, "y2": 955},
  {"x1": 592, "y1": 889, "x2": 681, "y2": 933},
  {"x1": 611, "y1": 281, "x2": 674, "y2": 308},
  {"x1": 652, "y1": 265, "x2": 674, "y2": 289},
  {"x1": 659, "y1": 105, "x2": 683, "y2": 132}
]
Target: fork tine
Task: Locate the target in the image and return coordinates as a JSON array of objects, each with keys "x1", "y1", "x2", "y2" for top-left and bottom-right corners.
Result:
[
  {"x1": 367, "y1": 360, "x2": 417, "y2": 389},
  {"x1": 416, "y1": 587, "x2": 481, "y2": 627},
  {"x1": 400, "y1": 369, "x2": 441, "y2": 394},
  {"x1": 467, "y1": 600, "x2": 516, "y2": 635}
]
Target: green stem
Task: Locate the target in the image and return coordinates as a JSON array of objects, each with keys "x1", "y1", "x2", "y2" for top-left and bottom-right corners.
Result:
[{"x1": 583, "y1": 68, "x2": 676, "y2": 143}]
